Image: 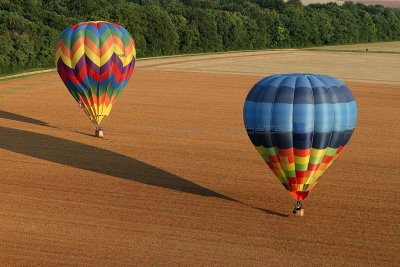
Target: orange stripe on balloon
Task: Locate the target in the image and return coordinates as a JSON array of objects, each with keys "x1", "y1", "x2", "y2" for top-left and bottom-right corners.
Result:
[
  {"x1": 89, "y1": 93, "x2": 109, "y2": 106},
  {"x1": 55, "y1": 41, "x2": 62, "y2": 54},
  {"x1": 90, "y1": 94, "x2": 98, "y2": 105},
  {"x1": 297, "y1": 177, "x2": 306, "y2": 184},
  {"x1": 112, "y1": 35, "x2": 125, "y2": 51},
  {"x1": 294, "y1": 148, "x2": 311, "y2": 157},
  {"x1": 100, "y1": 36, "x2": 114, "y2": 55},
  {"x1": 71, "y1": 36, "x2": 85, "y2": 58},
  {"x1": 55, "y1": 41, "x2": 71, "y2": 59},
  {"x1": 60, "y1": 42, "x2": 71, "y2": 58},
  {"x1": 124, "y1": 39, "x2": 134, "y2": 55},
  {"x1": 317, "y1": 163, "x2": 328, "y2": 171},
  {"x1": 98, "y1": 94, "x2": 106, "y2": 106},
  {"x1": 109, "y1": 94, "x2": 117, "y2": 105},
  {"x1": 278, "y1": 148, "x2": 294, "y2": 163},
  {"x1": 104, "y1": 93, "x2": 113, "y2": 107},
  {"x1": 84, "y1": 37, "x2": 100, "y2": 57}
]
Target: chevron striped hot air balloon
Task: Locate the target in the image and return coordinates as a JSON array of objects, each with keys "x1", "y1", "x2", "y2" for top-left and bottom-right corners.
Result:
[
  {"x1": 243, "y1": 74, "x2": 357, "y2": 216},
  {"x1": 55, "y1": 21, "x2": 136, "y2": 137}
]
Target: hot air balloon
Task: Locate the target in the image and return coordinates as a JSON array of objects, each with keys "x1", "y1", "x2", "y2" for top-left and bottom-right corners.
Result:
[
  {"x1": 55, "y1": 21, "x2": 136, "y2": 137},
  {"x1": 243, "y1": 74, "x2": 357, "y2": 216}
]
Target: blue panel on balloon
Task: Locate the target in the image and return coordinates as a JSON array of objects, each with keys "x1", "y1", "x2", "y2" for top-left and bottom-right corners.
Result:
[{"x1": 243, "y1": 73, "x2": 358, "y2": 150}]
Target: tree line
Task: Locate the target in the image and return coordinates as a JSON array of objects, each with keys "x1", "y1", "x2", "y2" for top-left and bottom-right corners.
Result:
[{"x1": 0, "y1": 0, "x2": 399, "y2": 74}]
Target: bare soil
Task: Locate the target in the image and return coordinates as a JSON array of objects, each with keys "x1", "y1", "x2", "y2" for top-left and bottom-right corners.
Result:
[{"x1": 0, "y1": 51, "x2": 399, "y2": 265}]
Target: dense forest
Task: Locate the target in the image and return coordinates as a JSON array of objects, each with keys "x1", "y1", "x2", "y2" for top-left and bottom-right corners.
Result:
[{"x1": 0, "y1": 0, "x2": 400, "y2": 74}]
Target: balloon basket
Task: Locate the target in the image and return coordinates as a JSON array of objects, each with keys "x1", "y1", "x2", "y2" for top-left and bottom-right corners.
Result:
[
  {"x1": 293, "y1": 208, "x2": 304, "y2": 216},
  {"x1": 292, "y1": 201, "x2": 304, "y2": 217},
  {"x1": 95, "y1": 127, "x2": 104, "y2": 138}
]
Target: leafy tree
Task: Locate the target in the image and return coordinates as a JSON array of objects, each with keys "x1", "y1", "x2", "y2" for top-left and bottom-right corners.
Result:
[
  {"x1": 139, "y1": 5, "x2": 179, "y2": 56},
  {"x1": 216, "y1": 11, "x2": 247, "y2": 50},
  {"x1": 170, "y1": 15, "x2": 198, "y2": 53},
  {"x1": 255, "y1": 0, "x2": 285, "y2": 12},
  {"x1": 283, "y1": 5, "x2": 311, "y2": 47},
  {"x1": 185, "y1": 8, "x2": 223, "y2": 52},
  {"x1": 0, "y1": 35, "x2": 15, "y2": 73}
]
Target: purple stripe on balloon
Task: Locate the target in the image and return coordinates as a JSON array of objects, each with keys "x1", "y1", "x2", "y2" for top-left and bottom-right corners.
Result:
[
  {"x1": 73, "y1": 56, "x2": 88, "y2": 76},
  {"x1": 57, "y1": 59, "x2": 74, "y2": 75},
  {"x1": 100, "y1": 56, "x2": 113, "y2": 74},
  {"x1": 58, "y1": 63, "x2": 132, "y2": 88},
  {"x1": 104, "y1": 55, "x2": 132, "y2": 75},
  {"x1": 59, "y1": 54, "x2": 135, "y2": 76},
  {"x1": 80, "y1": 56, "x2": 100, "y2": 74}
]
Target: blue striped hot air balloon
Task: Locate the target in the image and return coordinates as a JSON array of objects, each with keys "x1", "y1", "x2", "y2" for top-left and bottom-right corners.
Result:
[{"x1": 243, "y1": 73, "x2": 357, "y2": 215}]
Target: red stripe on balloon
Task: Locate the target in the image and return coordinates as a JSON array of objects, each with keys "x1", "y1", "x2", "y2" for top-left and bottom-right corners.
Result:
[{"x1": 294, "y1": 148, "x2": 311, "y2": 157}]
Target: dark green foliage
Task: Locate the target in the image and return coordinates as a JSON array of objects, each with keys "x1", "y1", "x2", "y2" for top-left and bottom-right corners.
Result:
[
  {"x1": 185, "y1": 8, "x2": 223, "y2": 52},
  {"x1": 171, "y1": 15, "x2": 200, "y2": 53},
  {"x1": 1, "y1": 0, "x2": 400, "y2": 74},
  {"x1": 139, "y1": 5, "x2": 179, "y2": 56}
]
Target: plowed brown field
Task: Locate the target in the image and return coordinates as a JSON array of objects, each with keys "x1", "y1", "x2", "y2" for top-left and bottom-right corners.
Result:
[{"x1": 1, "y1": 50, "x2": 399, "y2": 266}]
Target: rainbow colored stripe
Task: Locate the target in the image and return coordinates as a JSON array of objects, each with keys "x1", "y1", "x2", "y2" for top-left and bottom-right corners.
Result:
[
  {"x1": 243, "y1": 74, "x2": 357, "y2": 200},
  {"x1": 55, "y1": 21, "x2": 136, "y2": 125}
]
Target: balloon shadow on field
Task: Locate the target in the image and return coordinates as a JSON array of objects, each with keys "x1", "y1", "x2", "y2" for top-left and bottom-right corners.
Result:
[
  {"x1": 254, "y1": 207, "x2": 288, "y2": 218},
  {"x1": 0, "y1": 110, "x2": 51, "y2": 127},
  {"x1": 0, "y1": 126, "x2": 237, "y2": 202},
  {"x1": 0, "y1": 125, "x2": 289, "y2": 217}
]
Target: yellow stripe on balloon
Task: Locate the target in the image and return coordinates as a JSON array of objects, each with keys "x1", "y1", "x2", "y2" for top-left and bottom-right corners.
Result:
[
  {"x1": 112, "y1": 43, "x2": 125, "y2": 56},
  {"x1": 61, "y1": 52, "x2": 73, "y2": 68},
  {"x1": 100, "y1": 48, "x2": 115, "y2": 66},
  {"x1": 311, "y1": 148, "x2": 327, "y2": 158},
  {"x1": 103, "y1": 103, "x2": 113, "y2": 115},
  {"x1": 318, "y1": 162, "x2": 328, "y2": 171},
  {"x1": 306, "y1": 170, "x2": 316, "y2": 179},
  {"x1": 55, "y1": 47, "x2": 73, "y2": 68},
  {"x1": 84, "y1": 45, "x2": 101, "y2": 67},
  {"x1": 307, "y1": 178, "x2": 316, "y2": 185},
  {"x1": 124, "y1": 46, "x2": 135, "y2": 66},
  {"x1": 132, "y1": 44, "x2": 137, "y2": 57},
  {"x1": 285, "y1": 163, "x2": 295, "y2": 171},
  {"x1": 72, "y1": 45, "x2": 85, "y2": 68},
  {"x1": 90, "y1": 104, "x2": 113, "y2": 116},
  {"x1": 295, "y1": 155, "x2": 310, "y2": 165},
  {"x1": 314, "y1": 170, "x2": 325, "y2": 179},
  {"x1": 83, "y1": 104, "x2": 96, "y2": 125}
]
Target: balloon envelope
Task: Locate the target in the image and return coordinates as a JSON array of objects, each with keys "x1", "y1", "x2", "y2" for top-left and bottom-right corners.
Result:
[
  {"x1": 243, "y1": 74, "x2": 357, "y2": 200},
  {"x1": 55, "y1": 21, "x2": 136, "y2": 125}
]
